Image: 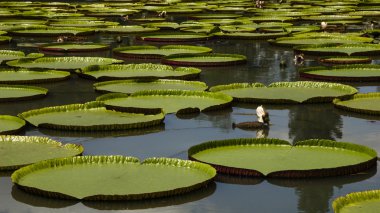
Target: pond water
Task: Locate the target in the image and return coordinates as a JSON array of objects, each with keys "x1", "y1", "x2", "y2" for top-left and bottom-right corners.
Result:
[{"x1": 1, "y1": 6, "x2": 380, "y2": 213}]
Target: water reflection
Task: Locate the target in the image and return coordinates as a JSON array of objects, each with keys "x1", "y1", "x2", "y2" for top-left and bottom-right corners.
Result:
[
  {"x1": 216, "y1": 174, "x2": 264, "y2": 185},
  {"x1": 268, "y1": 167, "x2": 377, "y2": 213},
  {"x1": 11, "y1": 182, "x2": 216, "y2": 210},
  {"x1": 288, "y1": 104, "x2": 343, "y2": 143}
]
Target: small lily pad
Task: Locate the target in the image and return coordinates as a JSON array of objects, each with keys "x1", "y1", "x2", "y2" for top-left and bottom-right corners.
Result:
[
  {"x1": 136, "y1": 33, "x2": 212, "y2": 42},
  {"x1": 333, "y1": 190, "x2": 380, "y2": 213},
  {"x1": 0, "y1": 115, "x2": 25, "y2": 135},
  {"x1": 162, "y1": 53, "x2": 247, "y2": 66},
  {"x1": 299, "y1": 65, "x2": 380, "y2": 81},
  {"x1": 333, "y1": 92, "x2": 380, "y2": 115},
  {"x1": 0, "y1": 85, "x2": 48, "y2": 102},
  {"x1": 0, "y1": 135, "x2": 83, "y2": 171},
  {"x1": 0, "y1": 68, "x2": 70, "y2": 84},
  {"x1": 39, "y1": 43, "x2": 109, "y2": 52}
]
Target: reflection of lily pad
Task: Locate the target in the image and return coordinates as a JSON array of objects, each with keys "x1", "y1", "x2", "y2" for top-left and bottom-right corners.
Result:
[
  {"x1": 0, "y1": 69, "x2": 70, "y2": 84},
  {"x1": 333, "y1": 92, "x2": 380, "y2": 115},
  {"x1": 79, "y1": 64, "x2": 201, "y2": 80},
  {"x1": 39, "y1": 43, "x2": 109, "y2": 52},
  {"x1": 0, "y1": 115, "x2": 25, "y2": 135},
  {"x1": 299, "y1": 65, "x2": 380, "y2": 81},
  {"x1": 333, "y1": 190, "x2": 380, "y2": 213},
  {"x1": 209, "y1": 81, "x2": 357, "y2": 103},
  {"x1": 97, "y1": 90, "x2": 233, "y2": 114},
  {"x1": 0, "y1": 85, "x2": 48, "y2": 102},
  {"x1": 7, "y1": 57, "x2": 123, "y2": 70},
  {"x1": 113, "y1": 45, "x2": 212, "y2": 59},
  {"x1": 188, "y1": 138, "x2": 377, "y2": 177},
  {"x1": 162, "y1": 53, "x2": 247, "y2": 66},
  {"x1": 136, "y1": 33, "x2": 212, "y2": 42},
  {"x1": 94, "y1": 79, "x2": 208, "y2": 94},
  {"x1": 294, "y1": 43, "x2": 380, "y2": 56},
  {"x1": 1, "y1": 135, "x2": 83, "y2": 171},
  {"x1": 11, "y1": 156, "x2": 216, "y2": 200},
  {"x1": 19, "y1": 101, "x2": 165, "y2": 131}
]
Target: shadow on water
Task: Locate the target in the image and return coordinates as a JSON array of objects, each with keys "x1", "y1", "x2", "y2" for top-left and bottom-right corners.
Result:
[
  {"x1": 11, "y1": 186, "x2": 79, "y2": 208},
  {"x1": 268, "y1": 166, "x2": 377, "y2": 213},
  {"x1": 0, "y1": 171, "x2": 13, "y2": 177},
  {"x1": 215, "y1": 174, "x2": 264, "y2": 185},
  {"x1": 83, "y1": 182, "x2": 216, "y2": 210},
  {"x1": 11, "y1": 182, "x2": 216, "y2": 210}
]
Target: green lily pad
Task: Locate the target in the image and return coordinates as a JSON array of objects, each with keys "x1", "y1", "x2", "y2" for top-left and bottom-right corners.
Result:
[
  {"x1": 9, "y1": 27, "x2": 95, "y2": 36},
  {"x1": 247, "y1": 16, "x2": 295, "y2": 22},
  {"x1": 39, "y1": 43, "x2": 109, "y2": 52},
  {"x1": 319, "y1": 56, "x2": 371, "y2": 64},
  {"x1": 333, "y1": 92, "x2": 380, "y2": 115},
  {"x1": 0, "y1": 19, "x2": 47, "y2": 25},
  {"x1": 0, "y1": 50, "x2": 26, "y2": 64},
  {"x1": 97, "y1": 90, "x2": 233, "y2": 114},
  {"x1": 269, "y1": 36, "x2": 373, "y2": 47},
  {"x1": 302, "y1": 15, "x2": 362, "y2": 21},
  {"x1": 19, "y1": 101, "x2": 165, "y2": 131},
  {"x1": 294, "y1": 43, "x2": 380, "y2": 56},
  {"x1": 94, "y1": 79, "x2": 208, "y2": 94},
  {"x1": 100, "y1": 25, "x2": 160, "y2": 33},
  {"x1": 7, "y1": 57, "x2": 123, "y2": 71},
  {"x1": 213, "y1": 32, "x2": 289, "y2": 40},
  {"x1": 333, "y1": 190, "x2": 380, "y2": 213},
  {"x1": 299, "y1": 65, "x2": 380, "y2": 81},
  {"x1": 48, "y1": 20, "x2": 119, "y2": 28},
  {"x1": 0, "y1": 115, "x2": 25, "y2": 135},
  {"x1": 78, "y1": 63, "x2": 201, "y2": 80},
  {"x1": 0, "y1": 85, "x2": 48, "y2": 102},
  {"x1": 190, "y1": 14, "x2": 243, "y2": 19},
  {"x1": 162, "y1": 53, "x2": 247, "y2": 66},
  {"x1": 209, "y1": 81, "x2": 358, "y2": 104},
  {"x1": 0, "y1": 135, "x2": 83, "y2": 171},
  {"x1": 142, "y1": 22, "x2": 180, "y2": 30},
  {"x1": 0, "y1": 36, "x2": 11, "y2": 44},
  {"x1": 188, "y1": 138, "x2": 377, "y2": 177},
  {"x1": 0, "y1": 68, "x2": 70, "y2": 84},
  {"x1": 11, "y1": 156, "x2": 216, "y2": 200},
  {"x1": 136, "y1": 33, "x2": 212, "y2": 42},
  {"x1": 113, "y1": 45, "x2": 212, "y2": 59}
]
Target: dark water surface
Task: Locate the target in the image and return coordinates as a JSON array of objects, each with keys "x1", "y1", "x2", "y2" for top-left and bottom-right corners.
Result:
[{"x1": 1, "y1": 9, "x2": 380, "y2": 213}]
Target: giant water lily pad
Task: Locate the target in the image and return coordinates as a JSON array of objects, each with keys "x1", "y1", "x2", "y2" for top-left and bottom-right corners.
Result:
[
  {"x1": 9, "y1": 27, "x2": 95, "y2": 36},
  {"x1": 79, "y1": 63, "x2": 201, "y2": 80},
  {"x1": 0, "y1": 69, "x2": 70, "y2": 84},
  {"x1": 333, "y1": 190, "x2": 380, "y2": 213},
  {"x1": 0, "y1": 36, "x2": 11, "y2": 44},
  {"x1": 0, "y1": 135, "x2": 83, "y2": 171},
  {"x1": 213, "y1": 32, "x2": 289, "y2": 40},
  {"x1": 136, "y1": 33, "x2": 212, "y2": 42},
  {"x1": 299, "y1": 65, "x2": 380, "y2": 81},
  {"x1": 7, "y1": 57, "x2": 123, "y2": 71},
  {"x1": 162, "y1": 53, "x2": 247, "y2": 66},
  {"x1": 11, "y1": 156, "x2": 216, "y2": 200},
  {"x1": 113, "y1": 45, "x2": 212, "y2": 59},
  {"x1": 269, "y1": 36, "x2": 373, "y2": 47},
  {"x1": 0, "y1": 115, "x2": 25, "y2": 135},
  {"x1": 94, "y1": 79, "x2": 208, "y2": 94},
  {"x1": 302, "y1": 15, "x2": 362, "y2": 21},
  {"x1": 294, "y1": 43, "x2": 380, "y2": 56},
  {"x1": 0, "y1": 85, "x2": 48, "y2": 102},
  {"x1": 48, "y1": 20, "x2": 119, "y2": 28},
  {"x1": 188, "y1": 138, "x2": 377, "y2": 177},
  {"x1": 319, "y1": 56, "x2": 371, "y2": 64},
  {"x1": 333, "y1": 93, "x2": 380, "y2": 115},
  {"x1": 0, "y1": 50, "x2": 42, "y2": 64},
  {"x1": 39, "y1": 43, "x2": 109, "y2": 52},
  {"x1": 209, "y1": 81, "x2": 358, "y2": 104},
  {"x1": 100, "y1": 25, "x2": 160, "y2": 33},
  {"x1": 18, "y1": 101, "x2": 164, "y2": 131},
  {"x1": 97, "y1": 90, "x2": 233, "y2": 114}
]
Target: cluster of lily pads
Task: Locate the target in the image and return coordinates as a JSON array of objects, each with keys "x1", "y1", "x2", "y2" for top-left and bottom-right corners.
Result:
[{"x1": 0, "y1": 0, "x2": 379, "y2": 210}]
